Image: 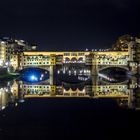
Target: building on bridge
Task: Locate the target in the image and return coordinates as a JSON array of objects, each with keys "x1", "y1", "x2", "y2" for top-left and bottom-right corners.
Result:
[
  {"x1": 18, "y1": 48, "x2": 138, "y2": 75},
  {"x1": 0, "y1": 35, "x2": 140, "y2": 75}
]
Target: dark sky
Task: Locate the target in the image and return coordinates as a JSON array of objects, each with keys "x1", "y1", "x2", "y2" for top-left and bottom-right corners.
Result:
[{"x1": 0, "y1": 0, "x2": 140, "y2": 50}]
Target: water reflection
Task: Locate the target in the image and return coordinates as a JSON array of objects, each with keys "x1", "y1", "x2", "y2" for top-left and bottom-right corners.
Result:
[
  {"x1": 0, "y1": 73, "x2": 140, "y2": 111},
  {"x1": 20, "y1": 68, "x2": 49, "y2": 83}
]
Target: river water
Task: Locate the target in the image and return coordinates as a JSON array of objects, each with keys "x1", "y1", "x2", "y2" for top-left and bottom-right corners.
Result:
[{"x1": 0, "y1": 70, "x2": 140, "y2": 139}]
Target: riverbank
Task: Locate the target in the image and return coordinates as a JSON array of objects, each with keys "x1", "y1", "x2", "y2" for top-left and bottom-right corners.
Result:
[{"x1": 0, "y1": 68, "x2": 19, "y2": 80}]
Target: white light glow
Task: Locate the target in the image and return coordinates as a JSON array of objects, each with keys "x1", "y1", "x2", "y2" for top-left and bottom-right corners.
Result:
[{"x1": 31, "y1": 75, "x2": 37, "y2": 81}]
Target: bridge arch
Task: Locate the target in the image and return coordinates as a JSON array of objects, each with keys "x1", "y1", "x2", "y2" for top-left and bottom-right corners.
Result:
[
  {"x1": 64, "y1": 57, "x2": 70, "y2": 63},
  {"x1": 20, "y1": 67, "x2": 49, "y2": 72},
  {"x1": 71, "y1": 57, "x2": 77, "y2": 63},
  {"x1": 100, "y1": 78, "x2": 129, "y2": 85},
  {"x1": 64, "y1": 87, "x2": 70, "y2": 91},
  {"x1": 98, "y1": 66, "x2": 129, "y2": 72},
  {"x1": 63, "y1": 88, "x2": 85, "y2": 92},
  {"x1": 22, "y1": 66, "x2": 51, "y2": 71},
  {"x1": 78, "y1": 57, "x2": 84, "y2": 63}
]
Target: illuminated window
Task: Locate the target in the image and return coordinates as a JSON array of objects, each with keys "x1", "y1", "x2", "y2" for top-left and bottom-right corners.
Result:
[
  {"x1": 64, "y1": 53, "x2": 70, "y2": 56},
  {"x1": 71, "y1": 53, "x2": 77, "y2": 56}
]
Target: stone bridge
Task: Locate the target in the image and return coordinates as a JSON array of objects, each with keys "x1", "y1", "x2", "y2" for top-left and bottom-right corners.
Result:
[{"x1": 18, "y1": 44, "x2": 138, "y2": 75}]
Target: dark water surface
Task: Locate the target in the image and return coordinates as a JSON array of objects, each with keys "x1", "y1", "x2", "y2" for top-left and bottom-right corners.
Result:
[
  {"x1": 0, "y1": 98, "x2": 138, "y2": 140},
  {"x1": 0, "y1": 70, "x2": 140, "y2": 139}
]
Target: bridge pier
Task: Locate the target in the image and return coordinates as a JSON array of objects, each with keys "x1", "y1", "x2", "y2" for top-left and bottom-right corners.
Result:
[
  {"x1": 49, "y1": 65, "x2": 54, "y2": 85},
  {"x1": 91, "y1": 65, "x2": 98, "y2": 76},
  {"x1": 128, "y1": 61, "x2": 138, "y2": 75},
  {"x1": 92, "y1": 76, "x2": 99, "y2": 97},
  {"x1": 133, "y1": 87, "x2": 140, "y2": 110},
  {"x1": 128, "y1": 42, "x2": 139, "y2": 75},
  {"x1": 130, "y1": 67, "x2": 138, "y2": 75},
  {"x1": 91, "y1": 55, "x2": 98, "y2": 76}
]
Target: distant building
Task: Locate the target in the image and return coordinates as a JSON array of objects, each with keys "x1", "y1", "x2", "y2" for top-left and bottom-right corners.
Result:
[
  {"x1": 0, "y1": 37, "x2": 37, "y2": 70},
  {"x1": 0, "y1": 88, "x2": 9, "y2": 111},
  {"x1": 0, "y1": 41, "x2": 7, "y2": 66},
  {"x1": 112, "y1": 34, "x2": 135, "y2": 51}
]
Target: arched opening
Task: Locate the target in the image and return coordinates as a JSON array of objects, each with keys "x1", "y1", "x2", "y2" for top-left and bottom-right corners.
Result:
[
  {"x1": 63, "y1": 87, "x2": 70, "y2": 91},
  {"x1": 20, "y1": 67, "x2": 49, "y2": 83},
  {"x1": 99, "y1": 67, "x2": 129, "y2": 82},
  {"x1": 78, "y1": 57, "x2": 84, "y2": 63},
  {"x1": 99, "y1": 67, "x2": 128, "y2": 74},
  {"x1": 64, "y1": 57, "x2": 70, "y2": 63},
  {"x1": 71, "y1": 58, "x2": 77, "y2": 63}
]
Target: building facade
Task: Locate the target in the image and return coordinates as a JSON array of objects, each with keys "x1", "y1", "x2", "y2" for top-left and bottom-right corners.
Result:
[
  {"x1": 0, "y1": 35, "x2": 140, "y2": 74},
  {"x1": 0, "y1": 37, "x2": 37, "y2": 70}
]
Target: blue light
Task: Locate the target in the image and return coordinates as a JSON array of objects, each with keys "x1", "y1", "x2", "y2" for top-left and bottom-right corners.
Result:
[
  {"x1": 30, "y1": 75, "x2": 37, "y2": 81},
  {"x1": 21, "y1": 68, "x2": 49, "y2": 83}
]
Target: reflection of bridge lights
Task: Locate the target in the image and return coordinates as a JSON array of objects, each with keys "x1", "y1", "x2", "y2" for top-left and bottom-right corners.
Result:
[
  {"x1": 0, "y1": 60, "x2": 3, "y2": 65},
  {"x1": 5, "y1": 88, "x2": 8, "y2": 92},
  {"x1": 2, "y1": 106, "x2": 6, "y2": 110},
  {"x1": 21, "y1": 68, "x2": 49, "y2": 83},
  {"x1": 84, "y1": 70, "x2": 86, "y2": 73},
  {"x1": 5, "y1": 62, "x2": 9, "y2": 66},
  {"x1": 57, "y1": 70, "x2": 60, "y2": 74},
  {"x1": 18, "y1": 99, "x2": 25, "y2": 103}
]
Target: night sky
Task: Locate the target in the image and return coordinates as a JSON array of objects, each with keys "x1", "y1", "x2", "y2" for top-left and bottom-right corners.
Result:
[{"x1": 0, "y1": 0, "x2": 140, "y2": 51}]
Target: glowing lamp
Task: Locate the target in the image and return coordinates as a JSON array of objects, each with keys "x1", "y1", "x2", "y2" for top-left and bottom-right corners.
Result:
[{"x1": 30, "y1": 75, "x2": 37, "y2": 81}]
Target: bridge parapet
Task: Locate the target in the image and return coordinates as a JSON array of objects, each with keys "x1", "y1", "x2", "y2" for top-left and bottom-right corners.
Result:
[
  {"x1": 18, "y1": 50, "x2": 139, "y2": 75},
  {"x1": 21, "y1": 84, "x2": 56, "y2": 95},
  {"x1": 93, "y1": 84, "x2": 130, "y2": 98},
  {"x1": 21, "y1": 54, "x2": 56, "y2": 69},
  {"x1": 92, "y1": 51, "x2": 129, "y2": 65},
  {"x1": 62, "y1": 52, "x2": 90, "y2": 64}
]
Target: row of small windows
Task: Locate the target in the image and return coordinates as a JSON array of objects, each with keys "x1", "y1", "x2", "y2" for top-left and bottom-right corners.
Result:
[
  {"x1": 25, "y1": 57, "x2": 55, "y2": 61},
  {"x1": 23, "y1": 62, "x2": 50, "y2": 65},
  {"x1": 23, "y1": 85, "x2": 55, "y2": 90},
  {"x1": 97, "y1": 58, "x2": 128, "y2": 61},
  {"x1": 24, "y1": 89, "x2": 50, "y2": 92},
  {"x1": 24, "y1": 85, "x2": 50, "y2": 88},
  {"x1": 23, "y1": 58, "x2": 55, "y2": 62},
  {"x1": 24, "y1": 56, "x2": 50, "y2": 59},
  {"x1": 98, "y1": 61, "x2": 127, "y2": 64},
  {"x1": 64, "y1": 53, "x2": 85, "y2": 56},
  {"x1": 96, "y1": 55, "x2": 128, "y2": 58},
  {"x1": 25, "y1": 92, "x2": 50, "y2": 94},
  {"x1": 63, "y1": 93, "x2": 85, "y2": 96},
  {"x1": 24, "y1": 59, "x2": 50, "y2": 61},
  {"x1": 23, "y1": 62, "x2": 55, "y2": 65},
  {"x1": 98, "y1": 86, "x2": 127, "y2": 89},
  {"x1": 97, "y1": 92, "x2": 128, "y2": 95}
]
